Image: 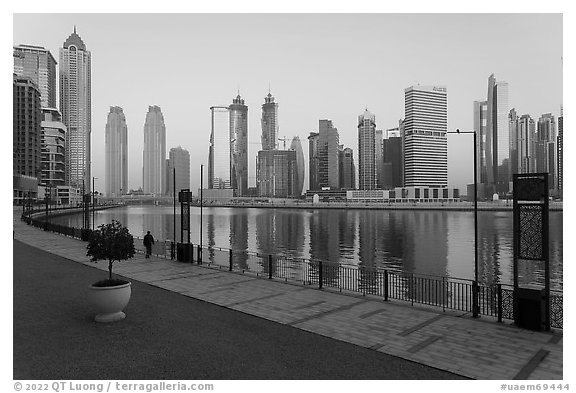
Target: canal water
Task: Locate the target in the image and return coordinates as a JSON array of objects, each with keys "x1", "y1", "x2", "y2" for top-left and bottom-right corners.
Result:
[{"x1": 51, "y1": 206, "x2": 563, "y2": 290}]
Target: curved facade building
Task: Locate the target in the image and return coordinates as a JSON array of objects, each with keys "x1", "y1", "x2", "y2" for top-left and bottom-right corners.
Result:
[
  {"x1": 105, "y1": 106, "x2": 128, "y2": 197},
  {"x1": 290, "y1": 136, "x2": 305, "y2": 196},
  {"x1": 229, "y1": 94, "x2": 248, "y2": 196},
  {"x1": 41, "y1": 108, "x2": 66, "y2": 187},
  {"x1": 143, "y1": 105, "x2": 166, "y2": 195},
  {"x1": 60, "y1": 27, "x2": 91, "y2": 192}
]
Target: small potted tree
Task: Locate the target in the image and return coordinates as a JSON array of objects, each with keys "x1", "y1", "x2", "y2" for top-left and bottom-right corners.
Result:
[{"x1": 86, "y1": 220, "x2": 135, "y2": 323}]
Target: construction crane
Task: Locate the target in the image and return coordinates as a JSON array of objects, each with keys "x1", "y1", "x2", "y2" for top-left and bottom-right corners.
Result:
[{"x1": 278, "y1": 136, "x2": 288, "y2": 150}]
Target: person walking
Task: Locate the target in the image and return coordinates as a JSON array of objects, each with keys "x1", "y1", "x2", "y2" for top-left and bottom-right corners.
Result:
[{"x1": 143, "y1": 231, "x2": 155, "y2": 259}]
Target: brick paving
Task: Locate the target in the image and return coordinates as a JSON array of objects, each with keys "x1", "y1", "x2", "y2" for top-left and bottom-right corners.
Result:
[{"x1": 13, "y1": 212, "x2": 563, "y2": 380}]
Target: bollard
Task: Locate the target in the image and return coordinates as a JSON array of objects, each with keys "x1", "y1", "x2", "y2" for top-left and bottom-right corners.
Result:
[
  {"x1": 197, "y1": 245, "x2": 202, "y2": 265},
  {"x1": 229, "y1": 249, "x2": 233, "y2": 271},
  {"x1": 384, "y1": 269, "x2": 389, "y2": 301},
  {"x1": 497, "y1": 284, "x2": 503, "y2": 323},
  {"x1": 319, "y1": 261, "x2": 323, "y2": 289},
  {"x1": 472, "y1": 281, "x2": 479, "y2": 318},
  {"x1": 268, "y1": 254, "x2": 273, "y2": 279}
]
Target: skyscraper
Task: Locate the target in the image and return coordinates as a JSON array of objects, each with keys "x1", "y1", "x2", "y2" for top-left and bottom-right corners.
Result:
[
  {"x1": 318, "y1": 119, "x2": 340, "y2": 189},
  {"x1": 473, "y1": 100, "x2": 489, "y2": 185},
  {"x1": 486, "y1": 74, "x2": 510, "y2": 193},
  {"x1": 383, "y1": 126, "x2": 403, "y2": 189},
  {"x1": 358, "y1": 109, "x2": 377, "y2": 190},
  {"x1": 13, "y1": 44, "x2": 57, "y2": 108},
  {"x1": 209, "y1": 106, "x2": 231, "y2": 189},
  {"x1": 403, "y1": 86, "x2": 447, "y2": 188},
  {"x1": 375, "y1": 129, "x2": 384, "y2": 189},
  {"x1": 261, "y1": 91, "x2": 278, "y2": 151},
  {"x1": 339, "y1": 146, "x2": 355, "y2": 190},
  {"x1": 229, "y1": 94, "x2": 248, "y2": 196},
  {"x1": 167, "y1": 146, "x2": 190, "y2": 196},
  {"x1": 290, "y1": 136, "x2": 305, "y2": 196},
  {"x1": 105, "y1": 107, "x2": 128, "y2": 197},
  {"x1": 41, "y1": 108, "x2": 66, "y2": 187},
  {"x1": 13, "y1": 74, "x2": 42, "y2": 179},
  {"x1": 308, "y1": 132, "x2": 320, "y2": 191},
  {"x1": 536, "y1": 113, "x2": 556, "y2": 190},
  {"x1": 256, "y1": 150, "x2": 297, "y2": 197},
  {"x1": 60, "y1": 27, "x2": 91, "y2": 192},
  {"x1": 13, "y1": 74, "x2": 42, "y2": 203},
  {"x1": 143, "y1": 106, "x2": 166, "y2": 195},
  {"x1": 517, "y1": 114, "x2": 536, "y2": 174}
]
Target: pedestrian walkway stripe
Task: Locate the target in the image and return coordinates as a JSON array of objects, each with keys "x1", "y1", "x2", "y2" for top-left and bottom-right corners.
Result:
[
  {"x1": 292, "y1": 300, "x2": 325, "y2": 310},
  {"x1": 407, "y1": 335, "x2": 443, "y2": 354},
  {"x1": 288, "y1": 299, "x2": 366, "y2": 326},
  {"x1": 514, "y1": 349, "x2": 550, "y2": 380},
  {"x1": 226, "y1": 292, "x2": 287, "y2": 307},
  {"x1": 398, "y1": 314, "x2": 444, "y2": 337},
  {"x1": 359, "y1": 308, "x2": 386, "y2": 319}
]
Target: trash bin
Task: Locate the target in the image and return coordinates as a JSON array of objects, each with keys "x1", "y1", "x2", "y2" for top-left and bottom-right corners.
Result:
[
  {"x1": 514, "y1": 287, "x2": 546, "y2": 331},
  {"x1": 176, "y1": 243, "x2": 192, "y2": 262}
]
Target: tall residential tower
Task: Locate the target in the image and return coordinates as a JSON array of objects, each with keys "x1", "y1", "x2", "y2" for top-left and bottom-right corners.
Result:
[
  {"x1": 59, "y1": 27, "x2": 92, "y2": 192},
  {"x1": 105, "y1": 107, "x2": 128, "y2": 197},
  {"x1": 143, "y1": 106, "x2": 166, "y2": 195},
  {"x1": 229, "y1": 94, "x2": 248, "y2": 196}
]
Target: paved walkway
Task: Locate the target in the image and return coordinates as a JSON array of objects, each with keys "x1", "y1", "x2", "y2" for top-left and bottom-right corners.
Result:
[{"x1": 12, "y1": 212, "x2": 562, "y2": 380}]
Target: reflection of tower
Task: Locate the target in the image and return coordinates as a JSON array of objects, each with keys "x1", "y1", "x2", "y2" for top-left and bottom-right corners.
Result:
[
  {"x1": 229, "y1": 94, "x2": 248, "y2": 196},
  {"x1": 410, "y1": 211, "x2": 449, "y2": 304},
  {"x1": 357, "y1": 211, "x2": 379, "y2": 294},
  {"x1": 309, "y1": 210, "x2": 341, "y2": 286},
  {"x1": 142, "y1": 211, "x2": 165, "y2": 242},
  {"x1": 230, "y1": 213, "x2": 248, "y2": 269}
]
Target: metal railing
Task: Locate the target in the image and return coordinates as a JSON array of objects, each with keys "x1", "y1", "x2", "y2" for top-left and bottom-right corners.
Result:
[{"x1": 20, "y1": 213, "x2": 563, "y2": 329}]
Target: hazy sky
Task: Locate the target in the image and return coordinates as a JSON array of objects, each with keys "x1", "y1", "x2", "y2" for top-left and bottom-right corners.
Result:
[{"x1": 11, "y1": 13, "x2": 563, "y2": 193}]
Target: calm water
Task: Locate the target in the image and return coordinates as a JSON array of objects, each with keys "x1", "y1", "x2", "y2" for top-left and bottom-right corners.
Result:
[{"x1": 52, "y1": 206, "x2": 563, "y2": 290}]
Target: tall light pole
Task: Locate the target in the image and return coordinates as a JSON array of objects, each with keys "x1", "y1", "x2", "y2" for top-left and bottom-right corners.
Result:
[
  {"x1": 199, "y1": 164, "x2": 203, "y2": 264},
  {"x1": 449, "y1": 129, "x2": 479, "y2": 318},
  {"x1": 92, "y1": 177, "x2": 98, "y2": 230}
]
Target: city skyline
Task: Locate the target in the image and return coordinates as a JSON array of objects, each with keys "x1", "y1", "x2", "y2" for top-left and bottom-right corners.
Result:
[{"x1": 11, "y1": 13, "x2": 563, "y2": 193}]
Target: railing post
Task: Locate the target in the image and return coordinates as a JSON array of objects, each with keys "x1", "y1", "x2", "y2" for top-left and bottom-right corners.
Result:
[
  {"x1": 170, "y1": 241, "x2": 175, "y2": 260},
  {"x1": 229, "y1": 249, "x2": 233, "y2": 272},
  {"x1": 497, "y1": 284, "x2": 503, "y2": 323},
  {"x1": 268, "y1": 254, "x2": 273, "y2": 279},
  {"x1": 319, "y1": 261, "x2": 323, "y2": 289},
  {"x1": 442, "y1": 277, "x2": 446, "y2": 312},
  {"x1": 472, "y1": 281, "x2": 479, "y2": 318},
  {"x1": 384, "y1": 269, "x2": 389, "y2": 301},
  {"x1": 197, "y1": 245, "x2": 202, "y2": 265}
]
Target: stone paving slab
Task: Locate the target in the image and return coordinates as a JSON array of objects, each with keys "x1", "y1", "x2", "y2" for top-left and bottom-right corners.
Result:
[{"x1": 13, "y1": 212, "x2": 563, "y2": 380}]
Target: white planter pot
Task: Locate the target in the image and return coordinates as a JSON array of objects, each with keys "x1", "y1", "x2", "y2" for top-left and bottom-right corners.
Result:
[{"x1": 88, "y1": 281, "x2": 132, "y2": 323}]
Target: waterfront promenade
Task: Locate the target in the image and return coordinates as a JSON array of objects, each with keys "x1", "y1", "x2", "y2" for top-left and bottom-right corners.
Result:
[{"x1": 13, "y1": 213, "x2": 562, "y2": 380}]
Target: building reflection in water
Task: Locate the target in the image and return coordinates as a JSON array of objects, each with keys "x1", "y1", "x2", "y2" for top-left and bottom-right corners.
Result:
[
  {"x1": 230, "y1": 213, "x2": 248, "y2": 269},
  {"x1": 50, "y1": 207, "x2": 562, "y2": 292}
]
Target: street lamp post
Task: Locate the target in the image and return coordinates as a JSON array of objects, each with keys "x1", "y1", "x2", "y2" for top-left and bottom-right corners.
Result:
[
  {"x1": 449, "y1": 129, "x2": 479, "y2": 318},
  {"x1": 199, "y1": 164, "x2": 203, "y2": 264},
  {"x1": 92, "y1": 177, "x2": 98, "y2": 230}
]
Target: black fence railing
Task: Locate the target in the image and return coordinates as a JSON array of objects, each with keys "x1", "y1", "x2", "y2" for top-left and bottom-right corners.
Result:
[{"x1": 21, "y1": 213, "x2": 563, "y2": 329}]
